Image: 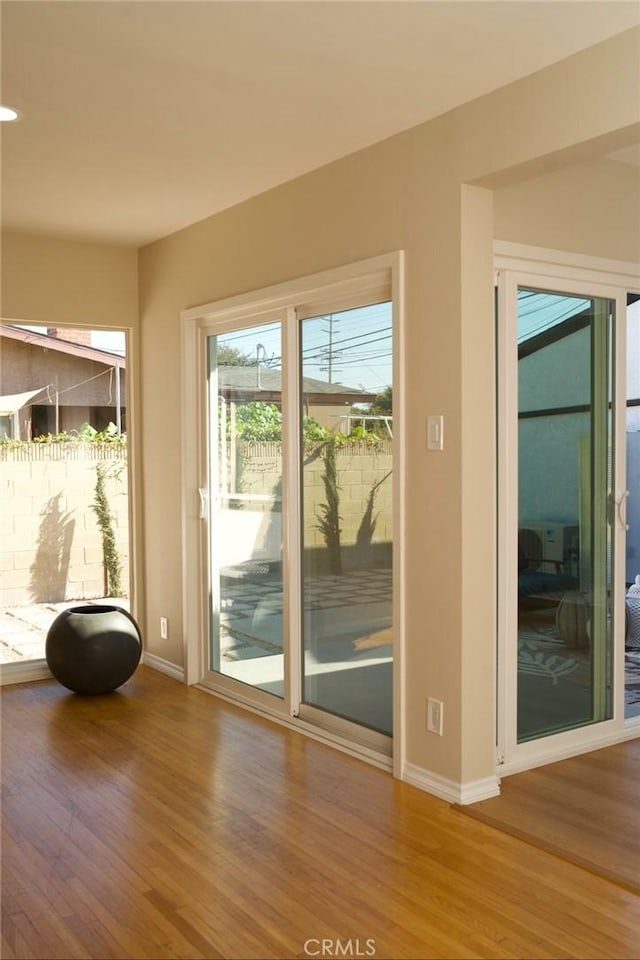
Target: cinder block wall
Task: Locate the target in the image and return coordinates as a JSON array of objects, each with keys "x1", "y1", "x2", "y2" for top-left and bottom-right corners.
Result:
[
  {"x1": 1, "y1": 445, "x2": 129, "y2": 606},
  {"x1": 239, "y1": 440, "x2": 393, "y2": 549}
]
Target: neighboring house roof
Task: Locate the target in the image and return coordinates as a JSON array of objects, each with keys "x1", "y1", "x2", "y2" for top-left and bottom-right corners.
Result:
[
  {"x1": 216, "y1": 366, "x2": 377, "y2": 405},
  {"x1": 0, "y1": 325, "x2": 126, "y2": 369}
]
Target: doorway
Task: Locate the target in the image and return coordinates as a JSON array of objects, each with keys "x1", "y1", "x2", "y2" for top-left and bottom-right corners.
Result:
[{"x1": 496, "y1": 256, "x2": 635, "y2": 769}]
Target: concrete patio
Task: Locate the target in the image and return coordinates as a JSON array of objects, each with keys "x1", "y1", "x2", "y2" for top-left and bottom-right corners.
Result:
[{"x1": 0, "y1": 597, "x2": 130, "y2": 664}]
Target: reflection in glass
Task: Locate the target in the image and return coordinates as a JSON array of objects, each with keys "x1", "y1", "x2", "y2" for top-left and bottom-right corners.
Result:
[
  {"x1": 208, "y1": 322, "x2": 284, "y2": 697},
  {"x1": 516, "y1": 288, "x2": 614, "y2": 741},
  {"x1": 300, "y1": 303, "x2": 393, "y2": 735}
]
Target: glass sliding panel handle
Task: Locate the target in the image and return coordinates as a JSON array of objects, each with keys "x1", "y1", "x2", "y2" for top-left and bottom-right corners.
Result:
[
  {"x1": 616, "y1": 489, "x2": 630, "y2": 530},
  {"x1": 198, "y1": 487, "x2": 210, "y2": 520}
]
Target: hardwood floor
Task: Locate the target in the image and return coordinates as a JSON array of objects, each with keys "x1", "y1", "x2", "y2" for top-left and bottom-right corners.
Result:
[
  {"x1": 2, "y1": 667, "x2": 639, "y2": 960},
  {"x1": 456, "y1": 739, "x2": 640, "y2": 895}
]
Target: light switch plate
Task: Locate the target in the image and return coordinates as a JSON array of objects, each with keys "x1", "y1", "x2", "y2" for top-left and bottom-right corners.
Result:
[{"x1": 427, "y1": 415, "x2": 444, "y2": 450}]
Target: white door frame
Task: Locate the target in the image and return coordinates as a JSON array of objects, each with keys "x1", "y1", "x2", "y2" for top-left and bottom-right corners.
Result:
[
  {"x1": 180, "y1": 253, "x2": 405, "y2": 776},
  {"x1": 495, "y1": 241, "x2": 640, "y2": 775}
]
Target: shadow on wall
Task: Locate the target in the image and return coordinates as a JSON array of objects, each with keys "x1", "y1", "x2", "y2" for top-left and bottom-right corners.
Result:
[{"x1": 30, "y1": 493, "x2": 75, "y2": 602}]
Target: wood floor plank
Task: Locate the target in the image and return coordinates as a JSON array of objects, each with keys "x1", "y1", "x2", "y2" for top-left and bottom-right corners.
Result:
[
  {"x1": 2, "y1": 667, "x2": 640, "y2": 959},
  {"x1": 456, "y1": 740, "x2": 640, "y2": 895}
]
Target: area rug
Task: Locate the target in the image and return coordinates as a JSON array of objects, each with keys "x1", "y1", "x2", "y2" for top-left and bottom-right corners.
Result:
[
  {"x1": 516, "y1": 629, "x2": 640, "y2": 733},
  {"x1": 455, "y1": 739, "x2": 640, "y2": 894}
]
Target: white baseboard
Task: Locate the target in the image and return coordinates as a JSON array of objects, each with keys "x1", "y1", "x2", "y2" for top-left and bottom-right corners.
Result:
[
  {"x1": 403, "y1": 762, "x2": 501, "y2": 805},
  {"x1": 457, "y1": 775, "x2": 502, "y2": 805},
  {"x1": 0, "y1": 659, "x2": 52, "y2": 686},
  {"x1": 1, "y1": 652, "x2": 186, "y2": 687},
  {"x1": 141, "y1": 651, "x2": 185, "y2": 683}
]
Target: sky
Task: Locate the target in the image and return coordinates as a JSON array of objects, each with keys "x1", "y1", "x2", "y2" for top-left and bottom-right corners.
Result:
[
  {"x1": 517, "y1": 290, "x2": 591, "y2": 343},
  {"x1": 92, "y1": 330, "x2": 126, "y2": 354},
  {"x1": 217, "y1": 301, "x2": 393, "y2": 395}
]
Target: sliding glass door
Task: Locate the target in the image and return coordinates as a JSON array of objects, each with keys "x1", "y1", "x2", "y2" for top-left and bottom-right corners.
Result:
[
  {"x1": 207, "y1": 320, "x2": 285, "y2": 697},
  {"x1": 203, "y1": 289, "x2": 395, "y2": 747},
  {"x1": 625, "y1": 294, "x2": 640, "y2": 721},
  {"x1": 498, "y1": 269, "x2": 630, "y2": 760},
  {"x1": 515, "y1": 287, "x2": 614, "y2": 741},
  {"x1": 300, "y1": 305, "x2": 393, "y2": 736}
]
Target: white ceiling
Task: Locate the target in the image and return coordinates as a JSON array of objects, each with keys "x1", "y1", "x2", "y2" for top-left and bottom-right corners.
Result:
[{"x1": 2, "y1": 1, "x2": 639, "y2": 247}]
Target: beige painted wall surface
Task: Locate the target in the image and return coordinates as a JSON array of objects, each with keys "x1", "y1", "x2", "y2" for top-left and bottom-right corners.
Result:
[
  {"x1": 495, "y1": 156, "x2": 640, "y2": 262},
  {"x1": 0, "y1": 232, "x2": 139, "y2": 330},
  {"x1": 137, "y1": 30, "x2": 639, "y2": 787},
  {"x1": 464, "y1": 27, "x2": 640, "y2": 190}
]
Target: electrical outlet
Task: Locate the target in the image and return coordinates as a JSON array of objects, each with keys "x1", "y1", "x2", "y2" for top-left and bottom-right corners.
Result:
[
  {"x1": 160, "y1": 617, "x2": 168, "y2": 640},
  {"x1": 427, "y1": 697, "x2": 444, "y2": 735}
]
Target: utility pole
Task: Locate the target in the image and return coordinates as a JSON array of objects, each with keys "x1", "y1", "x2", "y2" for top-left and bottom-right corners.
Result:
[
  {"x1": 256, "y1": 343, "x2": 266, "y2": 388},
  {"x1": 320, "y1": 315, "x2": 339, "y2": 383},
  {"x1": 114, "y1": 364, "x2": 122, "y2": 434}
]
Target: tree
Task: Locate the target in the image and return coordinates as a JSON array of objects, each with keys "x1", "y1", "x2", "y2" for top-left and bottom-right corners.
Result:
[
  {"x1": 315, "y1": 437, "x2": 342, "y2": 574},
  {"x1": 234, "y1": 402, "x2": 283, "y2": 440},
  {"x1": 92, "y1": 463, "x2": 123, "y2": 597},
  {"x1": 370, "y1": 385, "x2": 392, "y2": 416},
  {"x1": 216, "y1": 345, "x2": 256, "y2": 366}
]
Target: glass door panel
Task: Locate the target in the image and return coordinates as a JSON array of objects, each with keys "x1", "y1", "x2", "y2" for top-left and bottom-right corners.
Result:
[
  {"x1": 207, "y1": 321, "x2": 284, "y2": 697},
  {"x1": 516, "y1": 288, "x2": 614, "y2": 741},
  {"x1": 299, "y1": 303, "x2": 393, "y2": 735}
]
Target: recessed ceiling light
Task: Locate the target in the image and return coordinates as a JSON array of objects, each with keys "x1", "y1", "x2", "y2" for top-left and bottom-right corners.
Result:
[{"x1": 0, "y1": 105, "x2": 21, "y2": 122}]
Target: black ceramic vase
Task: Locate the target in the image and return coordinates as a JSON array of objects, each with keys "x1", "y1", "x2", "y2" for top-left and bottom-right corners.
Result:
[{"x1": 46, "y1": 604, "x2": 142, "y2": 694}]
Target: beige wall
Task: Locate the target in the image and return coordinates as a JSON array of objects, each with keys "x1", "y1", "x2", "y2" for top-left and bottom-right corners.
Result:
[
  {"x1": 137, "y1": 29, "x2": 639, "y2": 787},
  {"x1": 495, "y1": 156, "x2": 640, "y2": 262},
  {"x1": 1, "y1": 28, "x2": 638, "y2": 791},
  {"x1": 0, "y1": 232, "x2": 138, "y2": 330}
]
